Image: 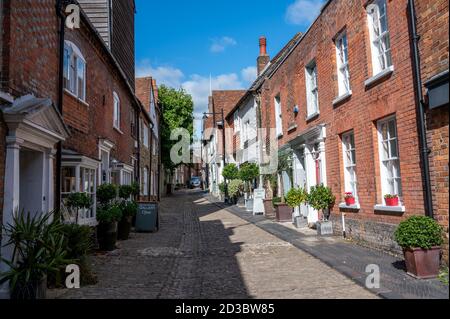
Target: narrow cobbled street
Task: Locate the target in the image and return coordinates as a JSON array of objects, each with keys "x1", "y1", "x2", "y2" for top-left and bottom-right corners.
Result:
[{"x1": 57, "y1": 190, "x2": 377, "y2": 299}]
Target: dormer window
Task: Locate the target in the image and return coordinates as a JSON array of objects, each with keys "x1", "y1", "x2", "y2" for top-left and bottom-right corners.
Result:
[{"x1": 63, "y1": 41, "x2": 86, "y2": 101}]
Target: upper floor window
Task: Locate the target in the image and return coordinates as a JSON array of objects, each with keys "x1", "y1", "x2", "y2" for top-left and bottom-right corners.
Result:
[
  {"x1": 274, "y1": 95, "x2": 283, "y2": 137},
  {"x1": 64, "y1": 41, "x2": 86, "y2": 101},
  {"x1": 113, "y1": 92, "x2": 121, "y2": 130},
  {"x1": 367, "y1": 0, "x2": 392, "y2": 75},
  {"x1": 377, "y1": 116, "x2": 402, "y2": 205},
  {"x1": 335, "y1": 33, "x2": 351, "y2": 96},
  {"x1": 143, "y1": 123, "x2": 149, "y2": 148},
  {"x1": 342, "y1": 131, "x2": 358, "y2": 201},
  {"x1": 233, "y1": 112, "x2": 241, "y2": 133},
  {"x1": 305, "y1": 61, "x2": 319, "y2": 117}
]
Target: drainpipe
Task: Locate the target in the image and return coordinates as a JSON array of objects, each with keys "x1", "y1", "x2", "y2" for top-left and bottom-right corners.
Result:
[
  {"x1": 55, "y1": 0, "x2": 67, "y2": 217},
  {"x1": 408, "y1": 0, "x2": 433, "y2": 218}
]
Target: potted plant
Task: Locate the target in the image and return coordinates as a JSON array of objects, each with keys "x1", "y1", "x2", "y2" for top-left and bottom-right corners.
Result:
[
  {"x1": 66, "y1": 192, "x2": 92, "y2": 224},
  {"x1": 118, "y1": 200, "x2": 138, "y2": 240},
  {"x1": 286, "y1": 187, "x2": 308, "y2": 227},
  {"x1": 228, "y1": 179, "x2": 244, "y2": 205},
  {"x1": 96, "y1": 205, "x2": 122, "y2": 251},
  {"x1": 394, "y1": 216, "x2": 443, "y2": 279},
  {"x1": 308, "y1": 185, "x2": 336, "y2": 236},
  {"x1": 0, "y1": 212, "x2": 71, "y2": 299},
  {"x1": 385, "y1": 194, "x2": 399, "y2": 206},
  {"x1": 117, "y1": 184, "x2": 138, "y2": 240},
  {"x1": 222, "y1": 164, "x2": 240, "y2": 203},
  {"x1": 344, "y1": 192, "x2": 356, "y2": 206},
  {"x1": 239, "y1": 163, "x2": 260, "y2": 211},
  {"x1": 275, "y1": 150, "x2": 294, "y2": 222}
]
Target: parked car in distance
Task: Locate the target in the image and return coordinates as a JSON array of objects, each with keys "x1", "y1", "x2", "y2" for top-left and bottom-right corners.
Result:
[{"x1": 190, "y1": 177, "x2": 201, "y2": 189}]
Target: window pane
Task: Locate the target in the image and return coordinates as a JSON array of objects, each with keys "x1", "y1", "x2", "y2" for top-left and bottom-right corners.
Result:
[
  {"x1": 381, "y1": 122, "x2": 388, "y2": 140},
  {"x1": 62, "y1": 167, "x2": 76, "y2": 193},
  {"x1": 390, "y1": 139, "x2": 398, "y2": 158}
]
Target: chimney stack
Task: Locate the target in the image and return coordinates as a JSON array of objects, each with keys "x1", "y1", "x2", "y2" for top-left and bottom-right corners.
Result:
[{"x1": 257, "y1": 36, "x2": 270, "y2": 76}]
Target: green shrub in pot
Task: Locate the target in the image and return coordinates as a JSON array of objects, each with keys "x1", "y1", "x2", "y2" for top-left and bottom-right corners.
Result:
[
  {"x1": 394, "y1": 216, "x2": 443, "y2": 250},
  {"x1": 97, "y1": 184, "x2": 118, "y2": 206},
  {"x1": 96, "y1": 205, "x2": 122, "y2": 251},
  {"x1": 228, "y1": 179, "x2": 244, "y2": 204},
  {"x1": 286, "y1": 187, "x2": 308, "y2": 209},
  {"x1": 307, "y1": 185, "x2": 336, "y2": 221},
  {"x1": 394, "y1": 216, "x2": 444, "y2": 279},
  {"x1": 66, "y1": 192, "x2": 92, "y2": 224},
  {"x1": 118, "y1": 200, "x2": 138, "y2": 240}
]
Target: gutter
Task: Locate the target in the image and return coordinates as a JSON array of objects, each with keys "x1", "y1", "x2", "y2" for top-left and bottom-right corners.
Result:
[{"x1": 408, "y1": 0, "x2": 433, "y2": 218}]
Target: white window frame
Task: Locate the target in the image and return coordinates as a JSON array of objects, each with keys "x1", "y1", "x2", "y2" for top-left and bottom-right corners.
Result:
[
  {"x1": 63, "y1": 41, "x2": 86, "y2": 101},
  {"x1": 367, "y1": 0, "x2": 393, "y2": 76},
  {"x1": 377, "y1": 116, "x2": 402, "y2": 205},
  {"x1": 305, "y1": 61, "x2": 319, "y2": 117},
  {"x1": 274, "y1": 95, "x2": 283, "y2": 137},
  {"x1": 113, "y1": 92, "x2": 121, "y2": 130},
  {"x1": 143, "y1": 123, "x2": 149, "y2": 148},
  {"x1": 234, "y1": 112, "x2": 241, "y2": 133},
  {"x1": 335, "y1": 32, "x2": 351, "y2": 96},
  {"x1": 143, "y1": 167, "x2": 149, "y2": 196},
  {"x1": 342, "y1": 131, "x2": 358, "y2": 201}
]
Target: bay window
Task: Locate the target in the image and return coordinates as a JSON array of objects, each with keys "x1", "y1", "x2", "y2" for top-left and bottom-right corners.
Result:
[
  {"x1": 367, "y1": 0, "x2": 392, "y2": 76},
  {"x1": 377, "y1": 116, "x2": 402, "y2": 205}
]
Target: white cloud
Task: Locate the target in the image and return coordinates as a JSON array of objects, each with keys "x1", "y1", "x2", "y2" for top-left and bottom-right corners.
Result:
[
  {"x1": 136, "y1": 60, "x2": 185, "y2": 88},
  {"x1": 210, "y1": 36, "x2": 237, "y2": 53},
  {"x1": 241, "y1": 66, "x2": 257, "y2": 84},
  {"x1": 285, "y1": 0, "x2": 324, "y2": 25}
]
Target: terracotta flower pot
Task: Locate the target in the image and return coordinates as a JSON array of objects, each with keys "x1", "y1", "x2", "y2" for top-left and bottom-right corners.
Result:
[
  {"x1": 403, "y1": 246, "x2": 441, "y2": 279},
  {"x1": 385, "y1": 197, "x2": 399, "y2": 206},
  {"x1": 275, "y1": 203, "x2": 293, "y2": 222},
  {"x1": 345, "y1": 197, "x2": 356, "y2": 206}
]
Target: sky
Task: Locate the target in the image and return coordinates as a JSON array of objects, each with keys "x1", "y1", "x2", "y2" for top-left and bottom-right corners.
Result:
[{"x1": 135, "y1": 0, "x2": 325, "y2": 138}]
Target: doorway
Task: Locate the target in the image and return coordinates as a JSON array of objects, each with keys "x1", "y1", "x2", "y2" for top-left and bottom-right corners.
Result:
[{"x1": 19, "y1": 149, "x2": 45, "y2": 218}]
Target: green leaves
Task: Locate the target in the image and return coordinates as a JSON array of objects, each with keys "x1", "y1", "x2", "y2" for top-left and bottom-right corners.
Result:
[
  {"x1": 307, "y1": 185, "x2": 336, "y2": 211},
  {"x1": 222, "y1": 164, "x2": 239, "y2": 181},
  {"x1": 96, "y1": 205, "x2": 123, "y2": 223},
  {"x1": 120, "y1": 201, "x2": 138, "y2": 218},
  {"x1": 394, "y1": 216, "x2": 444, "y2": 249},
  {"x1": 228, "y1": 179, "x2": 244, "y2": 197},
  {"x1": 66, "y1": 192, "x2": 92, "y2": 210},
  {"x1": 97, "y1": 184, "x2": 118, "y2": 205},
  {"x1": 159, "y1": 85, "x2": 194, "y2": 171},
  {"x1": 239, "y1": 163, "x2": 260, "y2": 182},
  {"x1": 286, "y1": 187, "x2": 308, "y2": 208}
]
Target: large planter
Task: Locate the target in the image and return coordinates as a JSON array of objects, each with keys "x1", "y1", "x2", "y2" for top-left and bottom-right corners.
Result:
[
  {"x1": 246, "y1": 199, "x2": 254, "y2": 212},
  {"x1": 263, "y1": 199, "x2": 274, "y2": 216},
  {"x1": 385, "y1": 197, "x2": 399, "y2": 206},
  {"x1": 11, "y1": 276, "x2": 47, "y2": 300},
  {"x1": 118, "y1": 216, "x2": 133, "y2": 240},
  {"x1": 403, "y1": 246, "x2": 441, "y2": 279},
  {"x1": 317, "y1": 220, "x2": 333, "y2": 236},
  {"x1": 275, "y1": 203, "x2": 292, "y2": 222},
  {"x1": 97, "y1": 221, "x2": 118, "y2": 251}
]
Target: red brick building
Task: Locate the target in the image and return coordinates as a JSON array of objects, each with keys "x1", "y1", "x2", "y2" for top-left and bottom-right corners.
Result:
[
  {"x1": 413, "y1": 0, "x2": 449, "y2": 263},
  {"x1": 136, "y1": 77, "x2": 161, "y2": 202},
  {"x1": 255, "y1": 0, "x2": 446, "y2": 254}
]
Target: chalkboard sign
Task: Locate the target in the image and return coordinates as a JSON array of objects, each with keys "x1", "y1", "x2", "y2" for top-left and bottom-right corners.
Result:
[{"x1": 135, "y1": 202, "x2": 159, "y2": 233}]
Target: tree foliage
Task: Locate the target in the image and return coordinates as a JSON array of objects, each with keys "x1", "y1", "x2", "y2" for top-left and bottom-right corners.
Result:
[
  {"x1": 394, "y1": 216, "x2": 443, "y2": 249},
  {"x1": 222, "y1": 164, "x2": 239, "y2": 181},
  {"x1": 159, "y1": 85, "x2": 194, "y2": 172}
]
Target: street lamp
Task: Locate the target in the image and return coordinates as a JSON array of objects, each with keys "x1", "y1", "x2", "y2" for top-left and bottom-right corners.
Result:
[{"x1": 203, "y1": 109, "x2": 228, "y2": 203}]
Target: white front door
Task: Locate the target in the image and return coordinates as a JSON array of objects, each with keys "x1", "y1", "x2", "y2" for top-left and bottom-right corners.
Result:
[{"x1": 19, "y1": 149, "x2": 45, "y2": 217}]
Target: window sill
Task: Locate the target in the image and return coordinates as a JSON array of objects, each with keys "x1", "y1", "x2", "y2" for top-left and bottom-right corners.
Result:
[
  {"x1": 287, "y1": 124, "x2": 298, "y2": 132},
  {"x1": 374, "y1": 204, "x2": 405, "y2": 213},
  {"x1": 306, "y1": 111, "x2": 320, "y2": 122},
  {"x1": 339, "y1": 202, "x2": 360, "y2": 210},
  {"x1": 332, "y1": 91, "x2": 352, "y2": 106},
  {"x1": 277, "y1": 133, "x2": 284, "y2": 139},
  {"x1": 64, "y1": 89, "x2": 89, "y2": 107},
  {"x1": 364, "y1": 66, "x2": 394, "y2": 88},
  {"x1": 113, "y1": 126, "x2": 124, "y2": 135}
]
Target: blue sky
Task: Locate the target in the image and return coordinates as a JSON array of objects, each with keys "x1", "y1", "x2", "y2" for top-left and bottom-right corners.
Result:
[{"x1": 135, "y1": 0, "x2": 325, "y2": 136}]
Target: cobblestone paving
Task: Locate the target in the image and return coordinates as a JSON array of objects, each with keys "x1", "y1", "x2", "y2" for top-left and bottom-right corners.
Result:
[{"x1": 56, "y1": 190, "x2": 377, "y2": 299}]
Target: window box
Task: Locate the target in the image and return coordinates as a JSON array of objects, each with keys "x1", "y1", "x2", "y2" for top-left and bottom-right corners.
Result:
[{"x1": 365, "y1": 66, "x2": 394, "y2": 88}]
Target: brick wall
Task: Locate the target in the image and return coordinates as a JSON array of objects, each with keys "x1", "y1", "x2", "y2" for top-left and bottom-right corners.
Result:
[
  {"x1": 260, "y1": 0, "x2": 425, "y2": 254},
  {"x1": 415, "y1": 0, "x2": 449, "y2": 264},
  {"x1": 64, "y1": 21, "x2": 136, "y2": 166}
]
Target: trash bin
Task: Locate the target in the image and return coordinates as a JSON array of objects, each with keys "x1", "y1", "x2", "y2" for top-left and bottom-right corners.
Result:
[{"x1": 135, "y1": 202, "x2": 159, "y2": 233}]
